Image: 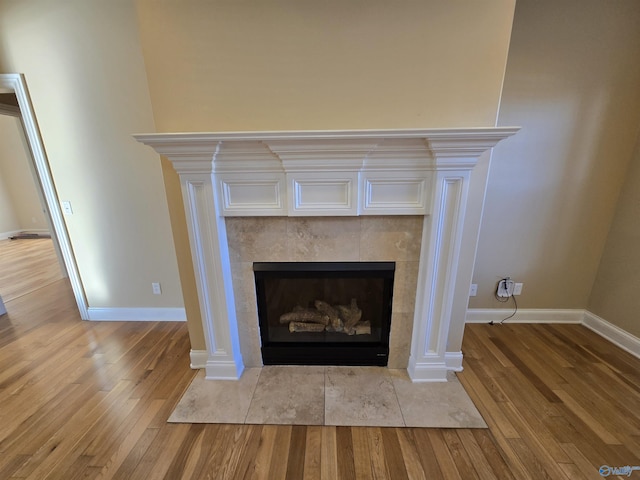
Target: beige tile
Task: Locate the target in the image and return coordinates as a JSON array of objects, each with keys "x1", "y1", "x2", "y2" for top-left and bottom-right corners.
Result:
[
  {"x1": 392, "y1": 261, "x2": 419, "y2": 313},
  {"x1": 286, "y1": 217, "x2": 360, "y2": 261},
  {"x1": 245, "y1": 366, "x2": 325, "y2": 425},
  {"x1": 387, "y1": 312, "x2": 413, "y2": 369},
  {"x1": 360, "y1": 216, "x2": 423, "y2": 261},
  {"x1": 231, "y1": 262, "x2": 258, "y2": 313},
  {"x1": 390, "y1": 370, "x2": 487, "y2": 428},
  {"x1": 225, "y1": 217, "x2": 288, "y2": 263},
  {"x1": 324, "y1": 366, "x2": 404, "y2": 426},
  {"x1": 168, "y1": 369, "x2": 260, "y2": 424},
  {"x1": 236, "y1": 310, "x2": 262, "y2": 367}
]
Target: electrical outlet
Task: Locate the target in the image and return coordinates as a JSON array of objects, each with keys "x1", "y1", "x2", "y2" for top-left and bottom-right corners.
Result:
[
  {"x1": 513, "y1": 283, "x2": 523, "y2": 295},
  {"x1": 469, "y1": 284, "x2": 478, "y2": 297},
  {"x1": 152, "y1": 282, "x2": 162, "y2": 295},
  {"x1": 497, "y1": 278, "x2": 515, "y2": 297},
  {"x1": 61, "y1": 201, "x2": 73, "y2": 215}
]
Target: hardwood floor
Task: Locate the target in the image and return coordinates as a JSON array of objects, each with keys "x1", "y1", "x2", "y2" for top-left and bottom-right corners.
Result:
[
  {"x1": 0, "y1": 279, "x2": 639, "y2": 479},
  {"x1": 0, "y1": 238, "x2": 63, "y2": 302}
]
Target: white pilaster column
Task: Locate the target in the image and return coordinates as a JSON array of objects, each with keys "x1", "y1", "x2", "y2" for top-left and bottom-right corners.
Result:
[
  {"x1": 408, "y1": 165, "x2": 471, "y2": 381},
  {"x1": 156, "y1": 146, "x2": 244, "y2": 380}
]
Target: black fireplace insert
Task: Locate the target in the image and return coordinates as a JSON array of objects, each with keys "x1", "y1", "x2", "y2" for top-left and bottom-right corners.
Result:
[{"x1": 253, "y1": 262, "x2": 395, "y2": 366}]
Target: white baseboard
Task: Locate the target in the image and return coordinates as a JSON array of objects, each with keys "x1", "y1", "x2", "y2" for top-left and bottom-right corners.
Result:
[
  {"x1": 466, "y1": 308, "x2": 584, "y2": 324},
  {"x1": 87, "y1": 307, "x2": 186, "y2": 322},
  {"x1": 0, "y1": 230, "x2": 22, "y2": 240},
  {"x1": 583, "y1": 311, "x2": 640, "y2": 359},
  {"x1": 465, "y1": 308, "x2": 639, "y2": 360},
  {"x1": 0, "y1": 229, "x2": 50, "y2": 240},
  {"x1": 190, "y1": 349, "x2": 208, "y2": 369},
  {"x1": 444, "y1": 351, "x2": 463, "y2": 371}
]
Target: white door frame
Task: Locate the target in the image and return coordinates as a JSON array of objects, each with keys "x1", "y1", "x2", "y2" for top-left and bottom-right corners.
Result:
[{"x1": 0, "y1": 73, "x2": 89, "y2": 319}]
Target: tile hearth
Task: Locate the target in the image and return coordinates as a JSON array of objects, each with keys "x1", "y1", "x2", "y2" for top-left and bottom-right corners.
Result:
[{"x1": 169, "y1": 366, "x2": 487, "y2": 428}]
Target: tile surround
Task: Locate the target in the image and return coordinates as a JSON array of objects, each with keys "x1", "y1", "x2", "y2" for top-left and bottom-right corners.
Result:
[{"x1": 225, "y1": 216, "x2": 423, "y2": 368}]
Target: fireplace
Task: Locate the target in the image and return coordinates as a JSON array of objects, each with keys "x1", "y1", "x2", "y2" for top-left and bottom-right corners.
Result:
[
  {"x1": 135, "y1": 128, "x2": 519, "y2": 381},
  {"x1": 254, "y1": 261, "x2": 395, "y2": 366}
]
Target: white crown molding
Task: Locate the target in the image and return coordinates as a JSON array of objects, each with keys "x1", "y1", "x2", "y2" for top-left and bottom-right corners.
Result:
[
  {"x1": 86, "y1": 307, "x2": 186, "y2": 321},
  {"x1": 134, "y1": 127, "x2": 520, "y2": 143},
  {"x1": 133, "y1": 127, "x2": 519, "y2": 175}
]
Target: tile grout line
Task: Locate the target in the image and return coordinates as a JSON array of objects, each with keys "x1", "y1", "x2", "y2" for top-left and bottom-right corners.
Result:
[
  {"x1": 322, "y1": 366, "x2": 326, "y2": 426},
  {"x1": 389, "y1": 370, "x2": 408, "y2": 427},
  {"x1": 243, "y1": 367, "x2": 262, "y2": 424}
]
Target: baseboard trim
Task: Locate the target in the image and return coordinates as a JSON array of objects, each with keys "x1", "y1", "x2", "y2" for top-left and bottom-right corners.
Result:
[
  {"x1": 190, "y1": 349, "x2": 208, "y2": 369},
  {"x1": 0, "y1": 230, "x2": 22, "y2": 241},
  {"x1": 0, "y1": 229, "x2": 50, "y2": 240},
  {"x1": 465, "y1": 308, "x2": 640, "y2": 359},
  {"x1": 444, "y1": 351, "x2": 463, "y2": 371},
  {"x1": 583, "y1": 311, "x2": 640, "y2": 359},
  {"x1": 87, "y1": 307, "x2": 186, "y2": 322},
  {"x1": 466, "y1": 308, "x2": 584, "y2": 324}
]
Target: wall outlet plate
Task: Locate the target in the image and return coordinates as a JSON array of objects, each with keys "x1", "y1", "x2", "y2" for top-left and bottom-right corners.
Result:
[
  {"x1": 513, "y1": 282, "x2": 523, "y2": 295},
  {"x1": 469, "y1": 284, "x2": 478, "y2": 297},
  {"x1": 497, "y1": 279, "x2": 515, "y2": 297}
]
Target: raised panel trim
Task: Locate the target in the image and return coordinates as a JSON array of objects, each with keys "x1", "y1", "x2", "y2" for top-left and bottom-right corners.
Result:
[
  {"x1": 288, "y1": 173, "x2": 358, "y2": 216},
  {"x1": 361, "y1": 173, "x2": 429, "y2": 215},
  {"x1": 219, "y1": 174, "x2": 286, "y2": 216}
]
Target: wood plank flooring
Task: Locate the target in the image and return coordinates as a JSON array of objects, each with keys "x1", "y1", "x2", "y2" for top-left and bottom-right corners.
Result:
[
  {"x1": 0, "y1": 238, "x2": 63, "y2": 302},
  {"x1": 1, "y1": 278, "x2": 639, "y2": 478}
]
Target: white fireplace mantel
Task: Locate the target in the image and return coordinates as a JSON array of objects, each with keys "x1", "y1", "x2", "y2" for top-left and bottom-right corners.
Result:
[{"x1": 135, "y1": 128, "x2": 518, "y2": 381}]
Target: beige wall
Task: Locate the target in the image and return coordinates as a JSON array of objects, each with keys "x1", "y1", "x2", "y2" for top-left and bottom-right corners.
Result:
[
  {"x1": 160, "y1": 156, "x2": 205, "y2": 349},
  {"x1": 0, "y1": 0, "x2": 183, "y2": 309},
  {"x1": 0, "y1": 143, "x2": 20, "y2": 236},
  {"x1": 0, "y1": 115, "x2": 48, "y2": 235},
  {"x1": 136, "y1": 0, "x2": 515, "y2": 132},
  {"x1": 134, "y1": 0, "x2": 515, "y2": 349},
  {"x1": 588, "y1": 136, "x2": 640, "y2": 337},
  {"x1": 469, "y1": 0, "x2": 640, "y2": 310}
]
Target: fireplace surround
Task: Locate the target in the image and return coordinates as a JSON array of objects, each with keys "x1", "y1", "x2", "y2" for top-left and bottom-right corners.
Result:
[{"x1": 135, "y1": 128, "x2": 518, "y2": 382}]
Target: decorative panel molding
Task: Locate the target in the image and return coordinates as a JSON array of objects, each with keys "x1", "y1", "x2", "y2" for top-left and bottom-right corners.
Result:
[
  {"x1": 289, "y1": 173, "x2": 358, "y2": 216},
  {"x1": 219, "y1": 173, "x2": 286, "y2": 216},
  {"x1": 361, "y1": 172, "x2": 431, "y2": 215},
  {"x1": 135, "y1": 128, "x2": 519, "y2": 218}
]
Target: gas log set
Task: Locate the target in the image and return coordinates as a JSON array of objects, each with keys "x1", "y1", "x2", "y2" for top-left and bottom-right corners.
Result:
[{"x1": 280, "y1": 298, "x2": 371, "y2": 335}]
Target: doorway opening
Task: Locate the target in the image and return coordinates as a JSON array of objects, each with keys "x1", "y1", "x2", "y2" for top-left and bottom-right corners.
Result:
[{"x1": 0, "y1": 74, "x2": 87, "y2": 318}]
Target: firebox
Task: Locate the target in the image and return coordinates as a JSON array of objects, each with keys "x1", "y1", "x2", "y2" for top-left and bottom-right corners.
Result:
[{"x1": 253, "y1": 262, "x2": 395, "y2": 366}]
